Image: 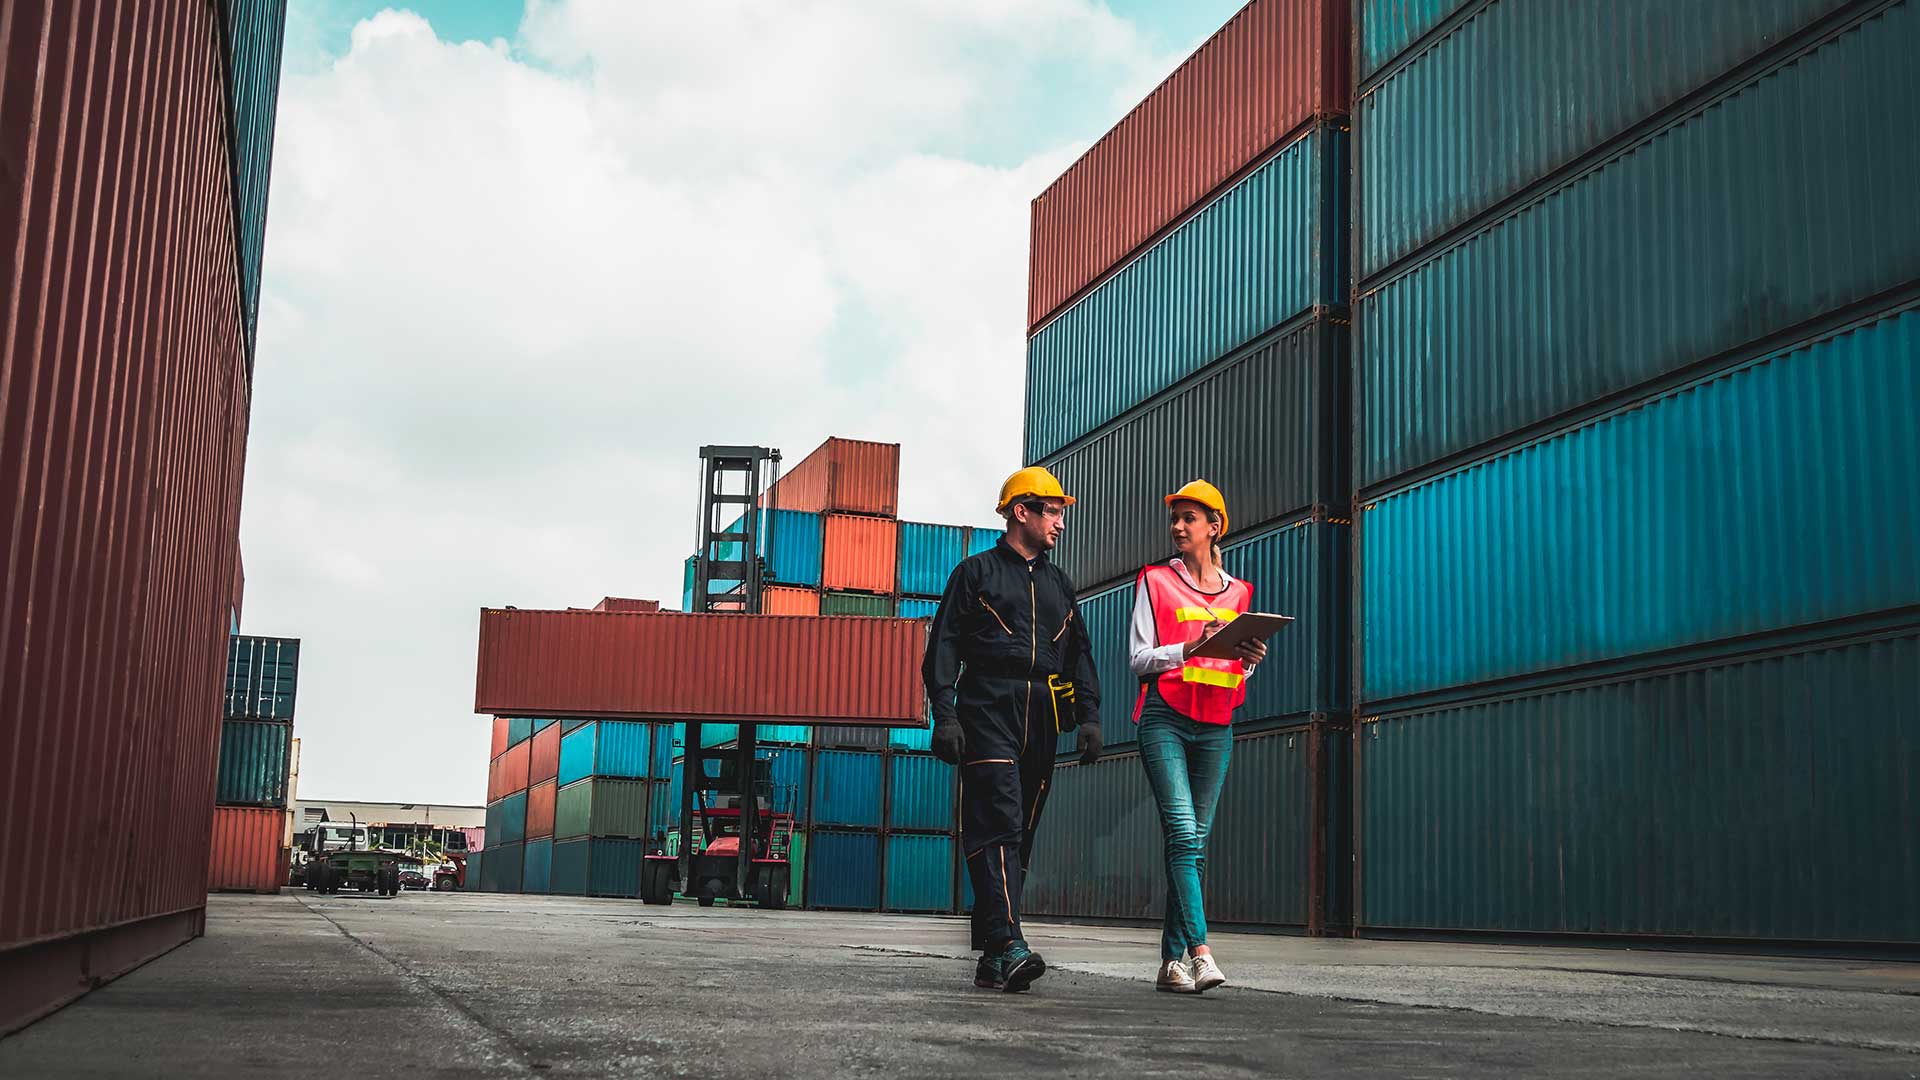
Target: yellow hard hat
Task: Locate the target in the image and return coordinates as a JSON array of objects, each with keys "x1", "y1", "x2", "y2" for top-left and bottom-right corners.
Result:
[
  {"x1": 997, "y1": 466, "x2": 1076, "y2": 514},
  {"x1": 1165, "y1": 479, "x2": 1229, "y2": 536}
]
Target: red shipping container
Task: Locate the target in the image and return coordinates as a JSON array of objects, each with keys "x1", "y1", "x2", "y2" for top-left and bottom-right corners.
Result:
[
  {"x1": 529, "y1": 722, "x2": 561, "y2": 784},
  {"x1": 761, "y1": 437, "x2": 899, "y2": 517},
  {"x1": 1027, "y1": 0, "x2": 1350, "y2": 332},
  {"x1": 474, "y1": 609, "x2": 927, "y2": 726},
  {"x1": 823, "y1": 514, "x2": 899, "y2": 595},
  {"x1": 763, "y1": 586, "x2": 821, "y2": 616},
  {"x1": 526, "y1": 780, "x2": 557, "y2": 839},
  {"x1": 0, "y1": 0, "x2": 258, "y2": 1034},
  {"x1": 488, "y1": 740, "x2": 531, "y2": 802},
  {"x1": 207, "y1": 808, "x2": 288, "y2": 895},
  {"x1": 490, "y1": 715, "x2": 510, "y2": 759}
]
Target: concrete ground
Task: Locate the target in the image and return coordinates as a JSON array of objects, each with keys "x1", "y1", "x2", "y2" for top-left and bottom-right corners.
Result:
[{"x1": 2, "y1": 892, "x2": 1917, "y2": 1078}]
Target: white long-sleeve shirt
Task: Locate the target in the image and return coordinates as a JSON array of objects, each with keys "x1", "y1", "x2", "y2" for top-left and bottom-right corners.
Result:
[{"x1": 1128, "y1": 559, "x2": 1256, "y2": 680}]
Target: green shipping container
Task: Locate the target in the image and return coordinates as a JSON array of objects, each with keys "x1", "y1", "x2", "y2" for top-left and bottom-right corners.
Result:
[
  {"x1": 555, "y1": 778, "x2": 650, "y2": 840},
  {"x1": 215, "y1": 719, "x2": 291, "y2": 807},
  {"x1": 822, "y1": 592, "x2": 893, "y2": 617}
]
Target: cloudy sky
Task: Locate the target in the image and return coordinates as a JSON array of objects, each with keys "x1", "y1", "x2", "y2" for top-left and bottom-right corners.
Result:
[{"x1": 244, "y1": 0, "x2": 1246, "y2": 805}]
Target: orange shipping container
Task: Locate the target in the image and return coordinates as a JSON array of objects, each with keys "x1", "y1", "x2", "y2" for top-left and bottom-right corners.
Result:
[
  {"x1": 474, "y1": 609, "x2": 927, "y2": 726},
  {"x1": 491, "y1": 716, "x2": 510, "y2": 759},
  {"x1": 529, "y1": 722, "x2": 561, "y2": 784},
  {"x1": 208, "y1": 808, "x2": 288, "y2": 895},
  {"x1": 762, "y1": 437, "x2": 899, "y2": 517},
  {"x1": 488, "y1": 740, "x2": 531, "y2": 802},
  {"x1": 526, "y1": 780, "x2": 557, "y2": 839},
  {"x1": 823, "y1": 515, "x2": 899, "y2": 594},
  {"x1": 763, "y1": 587, "x2": 821, "y2": 616}
]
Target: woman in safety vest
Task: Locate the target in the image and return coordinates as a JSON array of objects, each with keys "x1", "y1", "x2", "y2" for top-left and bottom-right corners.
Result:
[{"x1": 1128, "y1": 479, "x2": 1265, "y2": 994}]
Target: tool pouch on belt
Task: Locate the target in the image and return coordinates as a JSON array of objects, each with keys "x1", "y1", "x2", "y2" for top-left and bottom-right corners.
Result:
[{"x1": 1047, "y1": 675, "x2": 1078, "y2": 734}]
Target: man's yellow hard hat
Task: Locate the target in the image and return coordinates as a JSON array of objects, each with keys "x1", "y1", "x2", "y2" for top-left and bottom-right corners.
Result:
[
  {"x1": 1165, "y1": 479, "x2": 1229, "y2": 536},
  {"x1": 997, "y1": 466, "x2": 1076, "y2": 514}
]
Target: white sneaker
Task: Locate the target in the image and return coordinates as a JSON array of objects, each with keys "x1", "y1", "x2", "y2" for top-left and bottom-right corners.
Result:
[
  {"x1": 1155, "y1": 959, "x2": 1198, "y2": 994},
  {"x1": 1189, "y1": 952, "x2": 1227, "y2": 992}
]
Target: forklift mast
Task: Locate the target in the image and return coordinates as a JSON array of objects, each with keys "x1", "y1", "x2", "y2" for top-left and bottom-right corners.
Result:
[{"x1": 683, "y1": 445, "x2": 781, "y2": 900}]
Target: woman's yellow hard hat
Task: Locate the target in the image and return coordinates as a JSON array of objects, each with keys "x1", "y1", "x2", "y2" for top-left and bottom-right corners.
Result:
[
  {"x1": 997, "y1": 466, "x2": 1076, "y2": 513},
  {"x1": 1164, "y1": 479, "x2": 1228, "y2": 535}
]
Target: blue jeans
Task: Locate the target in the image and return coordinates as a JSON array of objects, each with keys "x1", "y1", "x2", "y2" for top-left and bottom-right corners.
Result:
[{"x1": 1138, "y1": 695, "x2": 1233, "y2": 961}]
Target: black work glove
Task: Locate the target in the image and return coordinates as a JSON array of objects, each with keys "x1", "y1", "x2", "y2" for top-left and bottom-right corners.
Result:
[
  {"x1": 1076, "y1": 720, "x2": 1103, "y2": 765},
  {"x1": 931, "y1": 719, "x2": 964, "y2": 765}
]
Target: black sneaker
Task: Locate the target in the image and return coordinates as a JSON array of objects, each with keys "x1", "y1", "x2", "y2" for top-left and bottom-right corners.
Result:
[
  {"x1": 974, "y1": 953, "x2": 1006, "y2": 990},
  {"x1": 999, "y1": 940, "x2": 1046, "y2": 993}
]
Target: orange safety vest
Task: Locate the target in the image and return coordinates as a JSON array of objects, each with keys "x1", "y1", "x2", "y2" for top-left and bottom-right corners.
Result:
[{"x1": 1132, "y1": 562, "x2": 1253, "y2": 726}]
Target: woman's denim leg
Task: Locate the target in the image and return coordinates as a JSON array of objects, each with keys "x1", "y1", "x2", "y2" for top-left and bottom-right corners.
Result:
[
  {"x1": 1139, "y1": 710, "x2": 1203, "y2": 962},
  {"x1": 1182, "y1": 724, "x2": 1232, "y2": 951}
]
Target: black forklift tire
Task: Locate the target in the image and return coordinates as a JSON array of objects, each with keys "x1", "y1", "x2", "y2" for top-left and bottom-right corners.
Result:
[
  {"x1": 765, "y1": 867, "x2": 790, "y2": 911},
  {"x1": 697, "y1": 896, "x2": 716, "y2": 908}
]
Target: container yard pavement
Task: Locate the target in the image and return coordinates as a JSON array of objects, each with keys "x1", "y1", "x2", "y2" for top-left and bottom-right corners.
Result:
[{"x1": 3, "y1": 894, "x2": 1917, "y2": 1078}]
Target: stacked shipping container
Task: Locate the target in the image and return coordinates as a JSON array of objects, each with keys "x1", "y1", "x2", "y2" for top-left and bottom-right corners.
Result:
[
  {"x1": 209, "y1": 636, "x2": 300, "y2": 892},
  {"x1": 1021, "y1": 0, "x2": 1354, "y2": 934},
  {"x1": 1350, "y1": 0, "x2": 1920, "y2": 944},
  {"x1": 0, "y1": 0, "x2": 285, "y2": 1032}
]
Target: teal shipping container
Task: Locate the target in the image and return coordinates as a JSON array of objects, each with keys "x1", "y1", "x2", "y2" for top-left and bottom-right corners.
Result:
[
  {"x1": 508, "y1": 717, "x2": 534, "y2": 747},
  {"x1": 810, "y1": 752, "x2": 883, "y2": 828},
  {"x1": 886, "y1": 755, "x2": 954, "y2": 833},
  {"x1": 479, "y1": 842, "x2": 523, "y2": 893},
  {"x1": 1025, "y1": 123, "x2": 1348, "y2": 462},
  {"x1": 1356, "y1": 0, "x2": 1471, "y2": 80},
  {"x1": 807, "y1": 830, "x2": 881, "y2": 910},
  {"x1": 649, "y1": 724, "x2": 674, "y2": 779},
  {"x1": 214, "y1": 719, "x2": 291, "y2": 807},
  {"x1": 1357, "y1": 626, "x2": 1920, "y2": 943},
  {"x1": 462, "y1": 851, "x2": 485, "y2": 891},
  {"x1": 895, "y1": 598, "x2": 939, "y2": 621},
  {"x1": 884, "y1": 834, "x2": 956, "y2": 913},
  {"x1": 889, "y1": 722, "x2": 933, "y2": 753},
  {"x1": 647, "y1": 781, "x2": 674, "y2": 839},
  {"x1": 486, "y1": 792, "x2": 527, "y2": 847},
  {"x1": 220, "y1": 0, "x2": 287, "y2": 359},
  {"x1": 551, "y1": 838, "x2": 644, "y2": 898},
  {"x1": 225, "y1": 635, "x2": 299, "y2": 721},
  {"x1": 718, "y1": 509, "x2": 825, "y2": 588},
  {"x1": 897, "y1": 523, "x2": 967, "y2": 597},
  {"x1": 671, "y1": 723, "x2": 740, "y2": 752},
  {"x1": 1360, "y1": 305, "x2": 1920, "y2": 706},
  {"x1": 754, "y1": 724, "x2": 812, "y2": 746},
  {"x1": 1071, "y1": 519, "x2": 1350, "y2": 755},
  {"x1": 1356, "y1": 0, "x2": 1845, "y2": 278},
  {"x1": 1356, "y1": 3, "x2": 1920, "y2": 488},
  {"x1": 523, "y1": 838, "x2": 553, "y2": 894},
  {"x1": 558, "y1": 720, "x2": 653, "y2": 785},
  {"x1": 965, "y1": 528, "x2": 1004, "y2": 558}
]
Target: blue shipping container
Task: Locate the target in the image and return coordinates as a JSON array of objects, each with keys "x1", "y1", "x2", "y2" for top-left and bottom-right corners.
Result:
[
  {"x1": 884, "y1": 834, "x2": 955, "y2": 913},
  {"x1": 558, "y1": 720, "x2": 653, "y2": 786},
  {"x1": 896, "y1": 598, "x2": 939, "y2": 621},
  {"x1": 215, "y1": 719, "x2": 291, "y2": 807},
  {"x1": 754, "y1": 724, "x2": 813, "y2": 746},
  {"x1": 550, "y1": 837, "x2": 646, "y2": 898},
  {"x1": 889, "y1": 723, "x2": 933, "y2": 752},
  {"x1": 810, "y1": 751, "x2": 883, "y2": 828},
  {"x1": 898, "y1": 523, "x2": 967, "y2": 597},
  {"x1": 887, "y1": 755, "x2": 955, "y2": 833},
  {"x1": 1361, "y1": 305, "x2": 1920, "y2": 705},
  {"x1": 1357, "y1": 3, "x2": 1920, "y2": 487},
  {"x1": 523, "y1": 838, "x2": 553, "y2": 894},
  {"x1": 966, "y1": 527, "x2": 1004, "y2": 558},
  {"x1": 486, "y1": 792, "x2": 528, "y2": 847},
  {"x1": 1026, "y1": 125, "x2": 1348, "y2": 462},
  {"x1": 807, "y1": 830, "x2": 881, "y2": 910},
  {"x1": 650, "y1": 724, "x2": 674, "y2": 780},
  {"x1": 221, "y1": 0, "x2": 287, "y2": 358},
  {"x1": 717, "y1": 509, "x2": 824, "y2": 588}
]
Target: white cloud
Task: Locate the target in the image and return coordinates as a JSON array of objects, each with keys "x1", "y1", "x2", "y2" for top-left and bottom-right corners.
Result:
[{"x1": 245, "y1": 2, "x2": 1215, "y2": 803}]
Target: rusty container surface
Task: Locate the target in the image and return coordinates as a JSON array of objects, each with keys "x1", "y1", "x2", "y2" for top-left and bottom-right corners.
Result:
[
  {"x1": 487, "y1": 740, "x2": 531, "y2": 802},
  {"x1": 761, "y1": 437, "x2": 899, "y2": 518},
  {"x1": 474, "y1": 609, "x2": 927, "y2": 726},
  {"x1": 528, "y1": 721, "x2": 561, "y2": 784},
  {"x1": 525, "y1": 779, "x2": 557, "y2": 840},
  {"x1": 207, "y1": 807, "x2": 288, "y2": 895},
  {"x1": 762, "y1": 586, "x2": 821, "y2": 616},
  {"x1": 1027, "y1": 0, "x2": 1350, "y2": 333},
  {"x1": 0, "y1": 0, "x2": 267, "y2": 1035},
  {"x1": 490, "y1": 716, "x2": 509, "y2": 760},
  {"x1": 822, "y1": 514, "x2": 899, "y2": 595},
  {"x1": 590, "y1": 597, "x2": 659, "y2": 613}
]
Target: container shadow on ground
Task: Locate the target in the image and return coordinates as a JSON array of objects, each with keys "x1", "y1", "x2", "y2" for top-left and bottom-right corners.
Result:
[{"x1": 2, "y1": 894, "x2": 1917, "y2": 1078}]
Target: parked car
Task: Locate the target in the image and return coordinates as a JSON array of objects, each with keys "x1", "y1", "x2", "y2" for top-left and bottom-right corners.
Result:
[{"x1": 399, "y1": 868, "x2": 430, "y2": 891}]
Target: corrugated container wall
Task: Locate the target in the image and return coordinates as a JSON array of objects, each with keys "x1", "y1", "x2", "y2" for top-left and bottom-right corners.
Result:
[
  {"x1": 490, "y1": 716, "x2": 509, "y2": 759},
  {"x1": 763, "y1": 586, "x2": 821, "y2": 616},
  {"x1": 0, "y1": 0, "x2": 276, "y2": 1034},
  {"x1": 1360, "y1": 305, "x2": 1920, "y2": 707},
  {"x1": 487, "y1": 740, "x2": 530, "y2": 802},
  {"x1": 1355, "y1": 0, "x2": 1848, "y2": 280},
  {"x1": 896, "y1": 522, "x2": 966, "y2": 598},
  {"x1": 884, "y1": 834, "x2": 956, "y2": 913},
  {"x1": 1355, "y1": 2, "x2": 1920, "y2": 489},
  {"x1": 474, "y1": 609, "x2": 927, "y2": 727},
  {"x1": 1043, "y1": 317, "x2": 1348, "y2": 591},
  {"x1": 480, "y1": 842, "x2": 524, "y2": 893},
  {"x1": 207, "y1": 807, "x2": 289, "y2": 895},
  {"x1": 221, "y1": 0, "x2": 287, "y2": 357},
  {"x1": 525, "y1": 780, "x2": 557, "y2": 839},
  {"x1": 1028, "y1": 0, "x2": 1350, "y2": 330},
  {"x1": 551, "y1": 838, "x2": 643, "y2": 898},
  {"x1": 822, "y1": 592, "x2": 894, "y2": 618},
  {"x1": 225, "y1": 635, "x2": 298, "y2": 720},
  {"x1": 522, "y1": 838, "x2": 553, "y2": 894},
  {"x1": 761, "y1": 437, "x2": 900, "y2": 518},
  {"x1": 486, "y1": 792, "x2": 528, "y2": 847},
  {"x1": 215, "y1": 720, "x2": 293, "y2": 806},
  {"x1": 1026, "y1": 126, "x2": 1348, "y2": 463},
  {"x1": 887, "y1": 755, "x2": 955, "y2": 833},
  {"x1": 720, "y1": 509, "x2": 824, "y2": 589},
  {"x1": 896, "y1": 598, "x2": 939, "y2": 621},
  {"x1": 557, "y1": 720, "x2": 651, "y2": 786},
  {"x1": 1358, "y1": 627, "x2": 1920, "y2": 943},
  {"x1": 822, "y1": 514, "x2": 898, "y2": 595},
  {"x1": 806, "y1": 831, "x2": 881, "y2": 910},
  {"x1": 810, "y1": 752, "x2": 884, "y2": 828},
  {"x1": 529, "y1": 722, "x2": 561, "y2": 784}
]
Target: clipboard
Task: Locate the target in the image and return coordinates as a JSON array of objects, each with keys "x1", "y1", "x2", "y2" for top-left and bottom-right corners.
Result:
[{"x1": 1187, "y1": 612, "x2": 1295, "y2": 661}]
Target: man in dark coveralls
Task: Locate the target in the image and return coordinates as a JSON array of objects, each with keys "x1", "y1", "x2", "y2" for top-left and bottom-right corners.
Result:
[{"x1": 923, "y1": 466, "x2": 1103, "y2": 992}]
